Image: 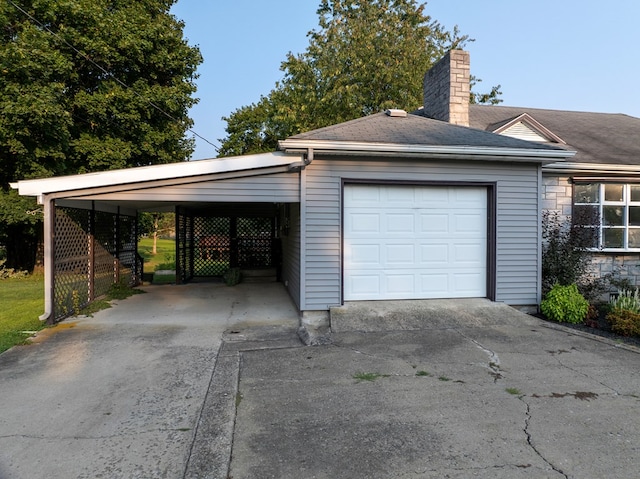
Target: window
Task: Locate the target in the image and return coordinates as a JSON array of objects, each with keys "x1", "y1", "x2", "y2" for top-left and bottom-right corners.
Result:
[{"x1": 573, "y1": 183, "x2": 640, "y2": 251}]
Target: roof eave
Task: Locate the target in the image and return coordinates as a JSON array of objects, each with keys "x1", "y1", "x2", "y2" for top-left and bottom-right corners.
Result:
[
  {"x1": 543, "y1": 162, "x2": 640, "y2": 175},
  {"x1": 13, "y1": 151, "x2": 303, "y2": 197},
  {"x1": 278, "y1": 139, "x2": 575, "y2": 163}
]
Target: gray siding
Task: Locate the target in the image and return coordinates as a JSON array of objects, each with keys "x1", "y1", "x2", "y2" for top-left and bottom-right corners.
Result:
[
  {"x1": 77, "y1": 172, "x2": 300, "y2": 203},
  {"x1": 301, "y1": 157, "x2": 541, "y2": 310},
  {"x1": 281, "y1": 203, "x2": 301, "y2": 309}
]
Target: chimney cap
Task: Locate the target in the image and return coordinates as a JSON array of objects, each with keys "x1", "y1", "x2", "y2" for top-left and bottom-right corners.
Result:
[{"x1": 385, "y1": 109, "x2": 407, "y2": 117}]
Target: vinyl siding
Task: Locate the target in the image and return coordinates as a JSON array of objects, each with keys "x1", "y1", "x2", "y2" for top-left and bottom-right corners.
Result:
[
  {"x1": 300, "y1": 157, "x2": 541, "y2": 310},
  {"x1": 281, "y1": 203, "x2": 301, "y2": 309},
  {"x1": 75, "y1": 172, "x2": 300, "y2": 203}
]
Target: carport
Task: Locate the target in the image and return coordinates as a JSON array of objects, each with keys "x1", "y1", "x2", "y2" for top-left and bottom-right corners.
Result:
[{"x1": 12, "y1": 152, "x2": 304, "y2": 323}]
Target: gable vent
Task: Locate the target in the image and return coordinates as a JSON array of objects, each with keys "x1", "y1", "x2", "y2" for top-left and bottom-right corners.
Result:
[{"x1": 501, "y1": 122, "x2": 551, "y2": 143}]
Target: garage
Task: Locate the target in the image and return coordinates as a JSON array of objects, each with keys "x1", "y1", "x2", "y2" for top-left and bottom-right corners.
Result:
[{"x1": 343, "y1": 184, "x2": 488, "y2": 301}]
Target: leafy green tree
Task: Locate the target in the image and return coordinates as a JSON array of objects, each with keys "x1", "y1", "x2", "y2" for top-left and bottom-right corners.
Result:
[
  {"x1": 219, "y1": 0, "x2": 500, "y2": 157},
  {"x1": 0, "y1": 0, "x2": 202, "y2": 270}
]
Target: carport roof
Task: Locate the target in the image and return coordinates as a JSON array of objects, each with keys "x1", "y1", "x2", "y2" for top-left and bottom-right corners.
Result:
[{"x1": 13, "y1": 151, "x2": 302, "y2": 197}]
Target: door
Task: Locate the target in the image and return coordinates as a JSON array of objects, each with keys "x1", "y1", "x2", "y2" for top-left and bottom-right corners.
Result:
[{"x1": 343, "y1": 184, "x2": 487, "y2": 300}]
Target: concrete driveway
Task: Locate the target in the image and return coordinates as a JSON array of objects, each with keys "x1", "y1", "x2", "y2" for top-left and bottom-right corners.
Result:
[
  {"x1": 4, "y1": 288, "x2": 640, "y2": 479},
  {"x1": 0, "y1": 282, "x2": 299, "y2": 479},
  {"x1": 226, "y1": 301, "x2": 640, "y2": 479}
]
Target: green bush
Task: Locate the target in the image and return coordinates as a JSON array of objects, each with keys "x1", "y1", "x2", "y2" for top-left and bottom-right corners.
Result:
[
  {"x1": 540, "y1": 283, "x2": 589, "y2": 324},
  {"x1": 606, "y1": 309, "x2": 640, "y2": 337},
  {"x1": 541, "y1": 210, "x2": 606, "y2": 301}
]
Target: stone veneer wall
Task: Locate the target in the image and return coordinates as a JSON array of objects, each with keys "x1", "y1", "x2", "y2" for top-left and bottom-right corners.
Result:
[
  {"x1": 542, "y1": 174, "x2": 640, "y2": 289},
  {"x1": 423, "y1": 50, "x2": 470, "y2": 127}
]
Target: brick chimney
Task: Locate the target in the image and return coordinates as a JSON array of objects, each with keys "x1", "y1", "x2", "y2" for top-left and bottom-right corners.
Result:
[{"x1": 423, "y1": 49, "x2": 470, "y2": 127}]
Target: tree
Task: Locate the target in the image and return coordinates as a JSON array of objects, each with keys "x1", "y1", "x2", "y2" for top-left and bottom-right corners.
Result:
[
  {"x1": 0, "y1": 0, "x2": 202, "y2": 270},
  {"x1": 138, "y1": 212, "x2": 175, "y2": 255},
  {"x1": 219, "y1": 0, "x2": 501, "y2": 157}
]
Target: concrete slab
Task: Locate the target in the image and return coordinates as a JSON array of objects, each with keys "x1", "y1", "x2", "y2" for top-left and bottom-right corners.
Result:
[
  {"x1": 228, "y1": 313, "x2": 640, "y2": 479},
  {"x1": 330, "y1": 298, "x2": 540, "y2": 332},
  {"x1": 0, "y1": 282, "x2": 299, "y2": 479}
]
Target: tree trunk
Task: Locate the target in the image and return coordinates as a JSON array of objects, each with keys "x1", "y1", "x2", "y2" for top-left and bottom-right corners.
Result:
[{"x1": 152, "y1": 215, "x2": 159, "y2": 255}]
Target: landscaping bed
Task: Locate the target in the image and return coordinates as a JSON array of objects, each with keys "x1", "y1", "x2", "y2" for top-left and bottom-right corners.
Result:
[{"x1": 535, "y1": 309, "x2": 640, "y2": 349}]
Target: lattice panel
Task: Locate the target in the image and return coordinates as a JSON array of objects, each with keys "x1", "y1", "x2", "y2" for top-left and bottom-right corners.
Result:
[
  {"x1": 54, "y1": 206, "x2": 138, "y2": 321},
  {"x1": 54, "y1": 208, "x2": 91, "y2": 319},
  {"x1": 237, "y1": 217, "x2": 273, "y2": 268},
  {"x1": 94, "y1": 211, "x2": 116, "y2": 296},
  {"x1": 177, "y1": 211, "x2": 191, "y2": 282},
  {"x1": 193, "y1": 216, "x2": 230, "y2": 276},
  {"x1": 118, "y1": 214, "x2": 138, "y2": 285}
]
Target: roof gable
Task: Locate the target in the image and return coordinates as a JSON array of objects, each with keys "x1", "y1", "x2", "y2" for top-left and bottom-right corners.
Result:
[
  {"x1": 488, "y1": 113, "x2": 566, "y2": 144},
  {"x1": 470, "y1": 104, "x2": 640, "y2": 165}
]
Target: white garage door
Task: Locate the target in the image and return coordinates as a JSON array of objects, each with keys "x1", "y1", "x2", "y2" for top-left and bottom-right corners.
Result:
[{"x1": 344, "y1": 184, "x2": 487, "y2": 301}]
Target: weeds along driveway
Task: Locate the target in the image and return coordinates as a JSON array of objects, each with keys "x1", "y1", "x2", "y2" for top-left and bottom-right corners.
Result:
[
  {"x1": 0, "y1": 282, "x2": 299, "y2": 479},
  {"x1": 228, "y1": 311, "x2": 640, "y2": 479}
]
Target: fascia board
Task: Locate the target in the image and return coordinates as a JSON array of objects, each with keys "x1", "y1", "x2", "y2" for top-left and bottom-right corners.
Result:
[
  {"x1": 543, "y1": 162, "x2": 640, "y2": 174},
  {"x1": 278, "y1": 139, "x2": 575, "y2": 161},
  {"x1": 15, "y1": 152, "x2": 302, "y2": 196}
]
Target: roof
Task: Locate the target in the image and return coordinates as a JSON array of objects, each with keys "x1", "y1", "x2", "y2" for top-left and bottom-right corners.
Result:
[
  {"x1": 14, "y1": 151, "x2": 302, "y2": 197},
  {"x1": 280, "y1": 111, "x2": 574, "y2": 162},
  {"x1": 469, "y1": 104, "x2": 640, "y2": 165}
]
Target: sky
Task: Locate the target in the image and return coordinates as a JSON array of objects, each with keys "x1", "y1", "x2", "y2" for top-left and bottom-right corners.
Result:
[{"x1": 170, "y1": 1, "x2": 640, "y2": 160}]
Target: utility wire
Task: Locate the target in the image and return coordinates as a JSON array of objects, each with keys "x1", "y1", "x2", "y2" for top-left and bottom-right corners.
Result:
[{"x1": 7, "y1": 0, "x2": 220, "y2": 154}]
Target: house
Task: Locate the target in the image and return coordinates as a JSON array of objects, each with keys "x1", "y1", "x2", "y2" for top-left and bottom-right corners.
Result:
[
  {"x1": 467, "y1": 104, "x2": 640, "y2": 287},
  {"x1": 23, "y1": 49, "x2": 635, "y2": 343}
]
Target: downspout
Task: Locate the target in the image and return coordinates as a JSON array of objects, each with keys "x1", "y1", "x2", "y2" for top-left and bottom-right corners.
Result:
[
  {"x1": 304, "y1": 148, "x2": 314, "y2": 166},
  {"x1": 40, "y1": 195, "x2": 55, "y2": 323}
]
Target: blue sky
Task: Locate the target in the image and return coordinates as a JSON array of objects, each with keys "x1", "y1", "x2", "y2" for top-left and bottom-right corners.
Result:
[{"x1": 171, "y1": 1, "x2": 640, "y2": 160}]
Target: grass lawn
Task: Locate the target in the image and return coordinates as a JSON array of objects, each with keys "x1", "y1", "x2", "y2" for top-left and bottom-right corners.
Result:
[
  {"x1": 0, "y1": 274, "x2": 45, "y2": 353},
  {"x1": 138, "y1": 237, "x2": 177, "y2": 283},
  {"x1": 138, "y1": 237, "x2": 176, "y2": 272}
]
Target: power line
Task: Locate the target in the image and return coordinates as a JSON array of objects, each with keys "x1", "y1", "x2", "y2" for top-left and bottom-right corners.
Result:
[{"x1": 7, "y1": 0, "x2": 220, "y2": 154}]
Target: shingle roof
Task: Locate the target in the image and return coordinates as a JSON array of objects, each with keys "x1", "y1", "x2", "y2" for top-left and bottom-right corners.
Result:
[
  {"x1": 469, "y1": 104, "x2": 640, "y2": 165},
  {"x1": 289, "y1": 111, "x2": 568, "y2": 152}
]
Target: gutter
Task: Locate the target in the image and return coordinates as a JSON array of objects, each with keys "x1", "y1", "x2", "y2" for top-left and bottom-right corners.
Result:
[
  {"x1": 278, "y1": 139, "x2": 576, "y2": 163},
  {"x1": 543, "y1": 162, "x2": 640, "y2": 175}
]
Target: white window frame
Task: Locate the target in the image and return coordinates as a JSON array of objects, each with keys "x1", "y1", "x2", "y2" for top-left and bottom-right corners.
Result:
[{"x1": 574, "y1": 183, "x2": 640, "y2": 252}]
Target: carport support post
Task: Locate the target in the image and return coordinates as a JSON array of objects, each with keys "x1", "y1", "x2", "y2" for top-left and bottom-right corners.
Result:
[
  {"x1": 39, "y1": 196, "x2": 55, "y2": 323},
  {"x1": 88, "y1": 205, "x2": 95, "y2": 302}
]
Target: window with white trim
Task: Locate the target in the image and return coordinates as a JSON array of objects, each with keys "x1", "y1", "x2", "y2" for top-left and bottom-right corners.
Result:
[{"x1": 574, "y1": 183, "x2": 640, "y2": 251}]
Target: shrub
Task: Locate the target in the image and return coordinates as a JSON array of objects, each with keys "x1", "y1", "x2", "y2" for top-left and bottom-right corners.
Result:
[
  {"x1": 609, "y1": 288, "x2": 640, "y2": 313},
  {"x1": 223, "y1": 267, "x2": 242, "y2": 286},
  {"x1": 606, "y1": 309, "x2": 640, "y2": 337},
  {"x1": 541, "y1": 210, "x2": 606, "y2": 301},
  {"x1": 540, "y1": 283, "x2": 589, "y2": 324}
]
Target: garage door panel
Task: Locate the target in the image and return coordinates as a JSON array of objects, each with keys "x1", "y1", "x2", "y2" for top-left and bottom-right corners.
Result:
[
  {"x1": 454, "y1": 214, "x2": 485, "y2": 233},
  {"x1": 387, "y1": 214, "x2": 415, "y2": 233},
  {"x1": 420, "y1": 244, "x2": 450, "y2": 264},
  {"x1": 344, "y1": 185, "x2": 487, "y2": 300},
  {"x1": 420, "y1": 214, "x2": 449, "y2": 233},
  {"x1": 349, "y1": 213, "x2": 380, "y2": 233},
  {"x1": 386, "y1": 244, "x2": 415, "y2": 264},
  {"x1": 349, "y1": 244, "x2": 380, "y2": 265},
  {"x1": 386, "y1": 274, "x2": 415, "y2": 294}
]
